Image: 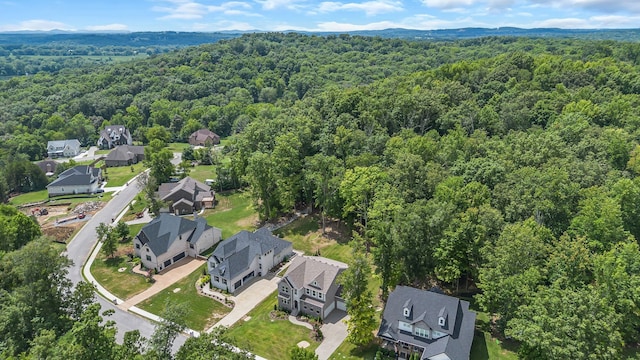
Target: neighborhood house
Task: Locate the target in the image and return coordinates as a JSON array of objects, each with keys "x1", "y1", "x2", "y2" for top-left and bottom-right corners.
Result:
[
  {"x1": 37, "y1": 160, "x2": 58, "y2": 176},
  {"x1": 158, "y1": 176, "x2": 216, "y2": 215},
  {"x1": 104, "y1": 145, "x2": 145, "y2": 167},
  {"x1": 377, "y1": 286, "x2": 476, "y2": 360},
  {"x1": 278, "y1": 255, "x2": 348, "y2": 320},
  {"x1": 46, "y1": 165, "x2": 102, "y2": 197},
  {"x1": 134, "y1": 214, "x2": 222, "y2": 272},
  {"x1": 47, "y1": 139, "x2": 81, "y2": 158},
  {"x1": 98, "y1": 125, "x2": 133, "y2": 149},
  {"x1": 188, "y1": 128, "x2": 220, "y2": 146},
  {"x1": 208, "y1": 228, "x2": 293, "y2": 293}
]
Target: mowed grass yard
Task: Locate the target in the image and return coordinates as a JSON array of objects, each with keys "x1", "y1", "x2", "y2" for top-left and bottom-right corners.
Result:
[
  {"x1": 188, "y1": 164, "x2": 216, "y2": 183},
  {"x1": 137, "y1": 264, "x2": 231, "y2": 331},
  {"x1": 10, "y1": 189, "x2": 113, "y2": 208},
  {"x1": 89, "y1": 223, "x2": 151, "y2": 300},
  {"x1": 204, "y1": 191, "x2": 258, "y2": 238},
  {"x1": 225, "y1": 291, "x2": 320, "y2": 360},
  {"x1": 103, "y1": 162, "x2": 146, "y2": 187}
]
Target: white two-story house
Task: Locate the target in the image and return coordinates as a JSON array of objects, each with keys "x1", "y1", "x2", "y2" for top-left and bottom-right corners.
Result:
[{"x1": 134, "y1": 214, "x2": 221, "y2": 272}]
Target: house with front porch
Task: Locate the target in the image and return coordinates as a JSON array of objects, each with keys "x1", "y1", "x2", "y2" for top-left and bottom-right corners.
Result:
[
  {"x1": 134, "y1": 214, "x2": 221, "y2": 272},
  {"x1": 277, "y1": 255, "x2": 348, "y2": 320},
  {"x1": 208, "y1": 228, "x2": 292, "y2": 293},
  {"x1": 377, "y1": 286, "x2": 476, "y2": 360}
]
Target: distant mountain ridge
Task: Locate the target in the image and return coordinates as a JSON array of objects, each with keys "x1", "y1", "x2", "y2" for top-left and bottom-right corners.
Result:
[{"x1": 1, "y1": 27, "x2": 639, "y2": 47}]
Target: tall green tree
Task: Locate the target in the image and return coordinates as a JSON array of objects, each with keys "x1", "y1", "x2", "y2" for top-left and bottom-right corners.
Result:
[
  {"x1": 304, "y1": 154, "x2": 343, "y2": 233},
  {"x1": 146, "y1": 301, "x2": 188, "y2": 360},
  {"x1": 175, "y1": 327, "x2": 252, "y2": 360}
]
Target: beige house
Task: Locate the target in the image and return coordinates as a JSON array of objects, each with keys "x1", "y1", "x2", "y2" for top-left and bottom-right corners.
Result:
[
  {"x1": 278, "y1": 256, "x2": 348, "y2": 320},
  {"x1": 158, "y1": 176, "x2": 215, "y2": 215}
]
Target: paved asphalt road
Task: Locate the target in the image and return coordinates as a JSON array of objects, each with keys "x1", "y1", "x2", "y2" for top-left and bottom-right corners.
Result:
[{"x1": 65, "y1": 153, "x2": 187, "y2": 349}]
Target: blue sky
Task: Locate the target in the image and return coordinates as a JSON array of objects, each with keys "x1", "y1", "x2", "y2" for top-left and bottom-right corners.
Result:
[{"x1": 1, "y1": 0, "x2": 639, "y2": 32}]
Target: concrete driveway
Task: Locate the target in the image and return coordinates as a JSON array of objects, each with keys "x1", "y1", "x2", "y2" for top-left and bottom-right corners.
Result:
[
  {"x1": 208, "y1": 276, "x2": 280, "y2": 330},
  {"x1": 316, "y1": 310, "x2": 349, "y2": 360}
]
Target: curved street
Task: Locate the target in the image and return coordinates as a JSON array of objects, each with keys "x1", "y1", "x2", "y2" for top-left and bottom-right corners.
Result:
[{"x1": 64, "y1": 154, "x2": 187, "y2": 349}]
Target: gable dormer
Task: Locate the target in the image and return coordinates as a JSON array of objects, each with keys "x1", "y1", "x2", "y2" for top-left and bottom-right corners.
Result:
[
  {"x1": 403, "y1": 298, "x2": 412, "y2": 318},
  {"x1": 438, "y1": 306, "x2": 448, "y2": 328}
]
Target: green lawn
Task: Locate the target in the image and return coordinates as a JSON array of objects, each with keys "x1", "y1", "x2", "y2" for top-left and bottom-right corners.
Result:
[
  {"x1": 330, "y1": 341, "x2": 394, "y2": 360},
  {"x1": 470, "y1": 310, "x2": 518, "y2": 360},
  {"x1": 103, "y1": 162, "x2": 147, "y2": 187},
  {"x1": 136, "y1": 264, "x2": 231, "y2": 331},
  {"x1": 10, "y1": 189, "x2": 49, "y2": 205},
  {"x1": 121, "y1": 196, "x2": 149, "y2": 222},
  {"x1": 90, "y1": 240, "x2": 152, "y2": 300},
  {"x1": 95, "y1": 149, "x2": 111, "y2": 155},
  {"x1": 226, "y1": 291, "x2": 320, "y2": 360},
  {"x1": 167, "y1": 142, "x2": 191, "y2": 153},
  {"x1": 189, "y1": 164, "x2": 216, "y2": 183},
  {"x1": 204, "y1": 191, "x2": 258, "y2": 238},
  {"x1": 10, "y1": 189, "x2": 113, "y2": 207}
]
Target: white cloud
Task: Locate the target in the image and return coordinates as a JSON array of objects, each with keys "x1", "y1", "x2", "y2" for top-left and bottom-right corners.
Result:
[
  {"x1": 254, "y1": 0, "x2": 306, "y2": 10},
  {"x1": 0, "y1": 20, "x2": 75, "y2": 31},
  {"x1": 85, "y1": 24, "x2": 129, "y2": 31},
  {"x1": 316, "y1": 0, "x2": 403, "y2": 16},
  {"x1": 420, "y1": 0, "x2": 478, "y2": 9},
  {"x1": 528, "y1": 0, "x2": 640, "y2": 14},
  {"x1": 314, "y1": 20, "x2": 403, "y2": 31},
  {"x1": 153, "y1": 1, "x2": 254, "y2": 20},
  {"x1": 532, "y1": 14, "x2": 640, "y2": 28}
]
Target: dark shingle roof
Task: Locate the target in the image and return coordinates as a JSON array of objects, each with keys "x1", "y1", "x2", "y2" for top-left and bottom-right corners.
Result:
[
  {"x1": 378, "y1": 286, "x2": 476, "y2": 360},
  {"x1": 158, "y1": 176, "x2": 211, "y2": 201},
  {"x1": 137, "y1": 214, "x2": 212, "y2": 256},
  {"x1": 209, "y1": 228, "x2": 291, "y2": 280},
  {"x1": 105, "y1": 145, "x2": 145, "y2": 162},
  {"x1": 47, "y1": 165, "x2": 99, "y2": 187}
]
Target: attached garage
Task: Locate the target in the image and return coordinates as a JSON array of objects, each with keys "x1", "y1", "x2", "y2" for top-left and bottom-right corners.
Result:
[
  {"x1": 172, "y1": 252, "x2": 186, "y2": 263},
  {"x1": 336, "y1": 298, "x2": 347, "y2": 311}
]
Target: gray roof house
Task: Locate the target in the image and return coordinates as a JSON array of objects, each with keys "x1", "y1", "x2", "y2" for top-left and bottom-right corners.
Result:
[
  {"x1": 104, "y1": 145, "x2": 145, "y2": 167},
  {"x1": 208, "y1": 228, "x2": 293, "y2": 293},
  {"x1": 47, "y1": 139, "x2": 81, "y2": 158},
  {"x1": 158, "y1": 176, "x2": 216, "y2": 215},
  {"x1": 134, "y1": 214, "x2": 221, "y2": 272},
  {"x1": 98, "y1": 125, "x2": 132, "y2": 149},
  {"x1": 278, "y1": 255, "x2": 348, "y2": 320},
  {"x1": 377, "y1": 286, "x2": 476, "y2": 360},
  {"x1": 46, "y1": 165, "x2": 102, "y2": 197}
]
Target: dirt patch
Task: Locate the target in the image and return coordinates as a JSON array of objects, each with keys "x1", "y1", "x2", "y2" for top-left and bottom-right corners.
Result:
[
  {"x1": 235, "y1": 213, "x2": 259, "y2": 228},
  {"x1": 42, "y1": 224, "x2": 79, "y2": 243}
]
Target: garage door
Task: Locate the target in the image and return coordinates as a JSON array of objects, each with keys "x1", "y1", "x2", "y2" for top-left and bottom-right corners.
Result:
[
  {"x1": 336, "y1": 299, "x2": 347, "y2": 311},
  {"x1": 172, "y1": 252, "x2": 186, "y2": 262}
]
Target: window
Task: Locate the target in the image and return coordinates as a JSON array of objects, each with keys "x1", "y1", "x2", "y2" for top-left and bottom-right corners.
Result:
[
  {"x1": 146, "y1": 255, "x2": 151, "y2": 261},
  {"x1": 312, "y1": 290, "x2": 317, "y2": 297},
  {"x1": 403, "y1": 308, "x2": 410, "y2": 317},
  {"x1": 438, "y1": 317, "x2": 445, "y2": 326},
  {"x1": 259, "y1": 264, "x2": 262, "y2": 269},
  {"x1": 281, "y1": 286, "x2": 289, "y2": 293},
  {"x1": 214, "y1": 276, "x2": 219, "y2": 282},
  {"x1": 189, "y1": 243, "x2": 194, "y2": 249},
  {"x1": 415, "y1": 327, "x2": 429, "y2": 338},
  {"x1": 135, "y1": 243, "x2": 140, "y2": 249},
  {"x1": 222, "y1": 279, "x2": 227, "y2": 284},
  {"x1": 306, "y1": 288, "x2": 310, "y2": 295}
]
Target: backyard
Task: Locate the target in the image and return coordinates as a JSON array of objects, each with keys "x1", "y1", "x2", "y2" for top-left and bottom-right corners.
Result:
[
  {"x1": 203, "y1": 191, "x2": 258, "y2": 238},
  {"x1": 188, "y1": 164, "x2": 216, "y2": 183},
  {"x1": 136, "y1": 264, "x2": 232, "y2": 331},
  {"x1": 225, "y1": 291, "x2": 321, "y2": 360}
]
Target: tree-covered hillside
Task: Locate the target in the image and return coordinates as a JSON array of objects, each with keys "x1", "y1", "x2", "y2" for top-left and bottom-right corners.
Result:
[{"x1": 2, "y1": 32, "x2": 640, "y2": 358}]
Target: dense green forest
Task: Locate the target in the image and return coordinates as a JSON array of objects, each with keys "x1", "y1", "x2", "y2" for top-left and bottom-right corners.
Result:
[{"x1": 3, "y1": 32, "x2": 640, "y2": 358}]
